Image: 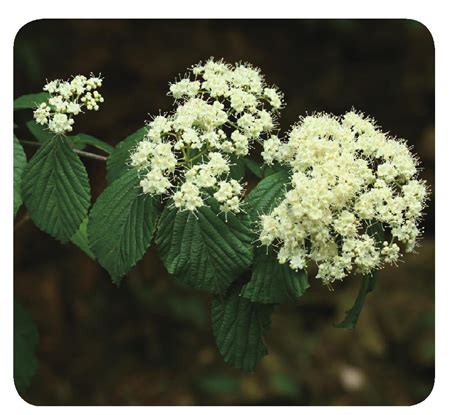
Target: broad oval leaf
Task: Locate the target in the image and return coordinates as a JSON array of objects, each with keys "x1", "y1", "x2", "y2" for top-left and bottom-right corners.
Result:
[
  {"x1": 14, "y1": 92, "x2": 49, "y2": 110},
  {"x1": 106, "y1": 127, "x2": 147, "y2": 183},
  {"x1": 14, "y1": 136, "x2": 27, "y2": 217},
  {"x1": 241, "y1": 246, "x2": 309, "y2": 304},
  {"x1": 244, "y1": 168, "x2": 290, "y2": 223},
  {"x1": 88, "y1": 169, "x2": 159, "y2": 282},
  {"x1": 14, "y1": 302, "x2": 38, "y2": 392},
  {"x1": 21, "y1": 138, "x2": 91, "y2": 242},
  {"x1": 156, "y1": 199, "x2": 254, "y2": 294},
  {"x1": 212, "y1": 282, "x2": 274, "y2": 371}
]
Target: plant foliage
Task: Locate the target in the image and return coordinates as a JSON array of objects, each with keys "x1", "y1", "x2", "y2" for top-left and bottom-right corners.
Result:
[
  {"x1": 88, "y1": 169, "x2": 159, "y2": 283},
  {"x1": 156, "y1": 199, "x2": 254, "y2": 294},
  {"x1": 21, "y1": 137, "x2": 91, "y2": 242}
]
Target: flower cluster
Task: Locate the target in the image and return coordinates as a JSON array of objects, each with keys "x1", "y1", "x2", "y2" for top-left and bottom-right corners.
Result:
[
  {"x1": 33, "y1": 74, "x2": 104, "y2": 135},
  {"x1": 259, "y1": 111, "x2": 428, "y2": 284},
  {"x1": 130, "y1": 58, "x2": 284, "y2": 214}
]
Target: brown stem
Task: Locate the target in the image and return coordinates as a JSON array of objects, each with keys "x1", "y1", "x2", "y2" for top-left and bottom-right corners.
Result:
[{"x1": 20, "y1": 140, "x2": 107, "y2": 162}]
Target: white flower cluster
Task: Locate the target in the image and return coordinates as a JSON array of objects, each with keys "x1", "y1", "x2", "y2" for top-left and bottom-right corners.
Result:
[
  {"x1": 33, "y1": 74, "x2": 104, "y2": 135},
  {"x1": 130, "y1": 58, "x2": 284, "y2": 214},
  {"x1": 259, "y1": 111, "x2": 428, "y2": 284}
]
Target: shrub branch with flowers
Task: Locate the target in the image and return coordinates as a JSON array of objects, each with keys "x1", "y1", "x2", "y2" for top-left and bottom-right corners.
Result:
[{"x1": 13, "y1": 58, "x2": 428, "y2": 383}]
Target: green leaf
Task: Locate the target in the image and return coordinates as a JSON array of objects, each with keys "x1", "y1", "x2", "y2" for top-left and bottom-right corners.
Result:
[
  {"x1": 21, "y1": 137, "x2": 91, "y2": 242},
  {"x1": 70, "y1": 134, "x2": 114, "y2": 154},
  {"x1": 14, "y1": 136, "x2": 27, "y2": 217},
  {"x1": 244, "y1": 168, "x2": 290, "y2": 223},
  {"x1": 106, "y1": 127, "x2": 147, "y2": 183},
  {"x1": 241, "y1": 246, "x2": 309, "y2": 304},
  {"x1": 70, "y1": 217, "x2": 95, "y2": 259},
  {"x1": 88, "y1": 169, "x2": 159, "y2": 282},
  {"x1": 156, "y1": 198, "x2": 254, "y2": 294},
  {"x1": 335, "y1": 273, "x2": 377, "y2": 329},
  {"x1": 26, "y1": 119, "x2": 53, "y2": 143},
  {"x1": 211, "y1": 282, "x2": 274, "y2": 371},
  {"x1": 229, "y1": 156, "x2": 246, "y2": 180},
  {"x1": 14, "y1": 302, "x2": 38, "y2": 392},
  {"x1": 243, "y1": 158, "x2": 263, "y2": 178},
  {"x1": 26, "y1": 121, "x2": 110, "y2": 154},
  {"x1": 14, "y1": 92, "x2": 49, "y2": 110},
  {"x1": 263, "y1": 162, "x2": 288, "y2": 177}
]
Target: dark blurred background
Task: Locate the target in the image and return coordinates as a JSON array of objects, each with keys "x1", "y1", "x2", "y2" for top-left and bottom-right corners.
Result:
[{"x1": 13, "y1": 19, "x2": 434, "y2": 405}]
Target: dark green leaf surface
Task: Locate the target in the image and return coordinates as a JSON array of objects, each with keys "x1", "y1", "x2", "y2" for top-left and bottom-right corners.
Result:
[
  {"x1": 21, "y1": 138, "x2": 91, "y2": 242},
  {"x1": 88, "y1": 169, "x2": 159, "y2": 282},
  {"x1": 14, "y1": 92, "x2": 49, "y2": 110},
  {"x1": 70, "y1": 217, "x2": 95, "y2": 259},
  {"x1": 228, "y1": 157, "x2": 246, "y2": 180},
  {"x1": 263, "y1": 162, "x2": 288, "y2": 178},
  {"x1": 26, "y1": 120, "x2": 110, "y2": 154},
  {"x1": 26, "y1": 119, "x2": 53, "y2": 143},
  {"x1": 243, "y1": 158, "x2": 263, "y2": 178},
  {"x1": 156, "y1": 199, "x2": 254, "y2": 294},
  {"x1": 70, "y1": 134, "x2": 114, "y2": 154},
  {"x1": 106, "y1": 127, "x2": 147, "y2": 183},
  {"x1": 14, "y1": 136, "x2": 27, "y2": 217},
  {"x1": 241, "y1": 247, "x2": 309, "y2": 304},
  {"x1": 244, "y1": 168, "x2": 290, "y2": 223},
  {"x1": 212, "y1": 283, "x2": 274, "y2": 371},
  {"x1": 14, "y1": 302, "x2": 38, "y2": 392}
]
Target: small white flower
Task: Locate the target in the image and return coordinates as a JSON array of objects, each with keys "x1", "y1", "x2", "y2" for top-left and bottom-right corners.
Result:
[
  {"x1": 263, "y1": 87, "x2": 283, "y2": 109},
  {"x1": 214, "y1": 179, "x2": 243, "y2": 213},
  {"x1": 67, "y1": 102, "x2": 81, "y2": 115},
  {"x1": 43, "y1": 80, "x2": 58, "y2": 94},
  {"x1": 229, "y1": 89, "x2": 257, "y2": 113},
  {"x1": 230, "y1": 131, "x2": 249, "y2": 156},
  {"x1": 33, "y1": 103, "x2": 51, "y2": 125},
  {"x1": 169, "y1": 78, "x2": 201, "y2": 99},
  {"x1": 48, "y1": 113, "x2": 74, "y2": 134},
  {"x1": 237, "y1": 113, "x2": 263, "y2": 138},
  {"x1": 147, "y1": 116, "x2": 173, "y2": 142},
  {"x1": 173, "y1": 182, "x2": 203, "y2": 211},
  {"x1": 261, "y1": 136, "x2": 281, "y2": 164}
]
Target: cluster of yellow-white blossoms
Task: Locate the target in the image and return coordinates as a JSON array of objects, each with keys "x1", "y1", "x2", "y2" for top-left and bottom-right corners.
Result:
[
  {"x1": 130, "y1": 58, "x2": 283, "y2": 214},
  {"x1": 259, "y1": 111, "x2": 428, "y2": 284},
  {"x1": 33, "y1": 74, "x2": 104, "y2": 135}
]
